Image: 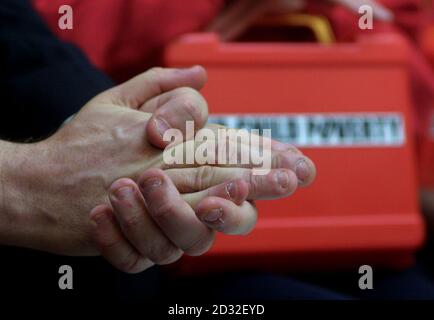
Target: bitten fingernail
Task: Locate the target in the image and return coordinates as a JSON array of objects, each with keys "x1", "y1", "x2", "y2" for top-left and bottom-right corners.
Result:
[
  {"x1": 203, "y1": 208, "x2": 223, "y2": 223},
  {"x1": 295, "y1": 159, "x2": 310, "y2": 183},
  {"x1": 276, "y1": 170, "x2": 289, "y2": 189},
  {"x1": 140, "y1": 176, "x2": 163, "y2": 196},
  {"x1": 113, "y1": 186, "x2": 134, "y2": 200},
  {"x1": 225, "y1": 181, "x2": 237, "y2": 200},
  {"x1": 91, "y1": 211, "x2": 109, "y2": 226},
  {"x1": 155, "y1": 117, "x2": 171, "y2": 137}
]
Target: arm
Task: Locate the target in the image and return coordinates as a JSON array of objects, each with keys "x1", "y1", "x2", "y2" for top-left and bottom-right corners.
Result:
[
  {"x1": 0, "y1": 140, "x2": 19, "y2": 245},
  {"x1": 0, "y1": 140, "x2": 46, "y2": 249}
]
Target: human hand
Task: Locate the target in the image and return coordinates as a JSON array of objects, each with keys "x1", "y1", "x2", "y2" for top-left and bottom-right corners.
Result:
[
  {"x1": 0, "y1": 66, "x2": 209, "y2": 255},
  {"x1": 0, "y1": 66, "x2": 316, "y2": 260},
  {"x1": 90, "y1": 136, "x2": 317, "y2": 273}
]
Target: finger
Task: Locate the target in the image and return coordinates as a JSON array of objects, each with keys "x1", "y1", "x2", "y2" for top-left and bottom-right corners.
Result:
[
  {"x1": 182, "y1": 178, "x2": 249, "y2": 208},
  {"x1": 163, "y1": 128, "x2": 315, "y2": 186},
  {"x1": 108, "y1": 178, "x2": 183, "y2": 265},
  {"x1": 272, "y1": 150, "x2": 316, "y2": 187},
  {"x1": 144, "y1": 87, "x2": 208, "y2": 149},
  {"x1": 167, "y1": 167, "x2": 298, "y2": 200},
  {"x1": 195, "y1": 197, "x2": 258, "y2": 235},
  {"x1": 138, "y1": 168, "x2": 215, "y2": 256},
  {"x1": 93, "y1": 66, "x2": 207, "y2": 108},
  {"x1": 163, "y1": 122, "x2": 302, "y2": 155},
  {"x1": 89, "y1": 204, "x2": 153, "y2": 274}
]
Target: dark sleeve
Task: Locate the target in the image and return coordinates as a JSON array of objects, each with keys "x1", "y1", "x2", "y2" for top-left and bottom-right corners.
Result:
[{"x1": 0, "y1": 0, "x2": 114, "y2": 141}]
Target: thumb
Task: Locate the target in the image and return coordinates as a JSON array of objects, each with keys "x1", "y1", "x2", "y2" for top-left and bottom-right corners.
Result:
[
  {"x1": 91, "y1": 66, "x2": 208, "y2": 150},
  {"x1": 93, "y1": 66, "x2": 207, "y2": 109}
]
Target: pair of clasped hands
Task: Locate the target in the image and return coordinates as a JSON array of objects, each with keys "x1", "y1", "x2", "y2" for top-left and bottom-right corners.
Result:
[{"x1": 14, "y1": 67, "x2": 315, "y2": 273}]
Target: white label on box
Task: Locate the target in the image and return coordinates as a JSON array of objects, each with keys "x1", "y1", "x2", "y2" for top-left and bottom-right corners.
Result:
[{"x1": 209, "y1": 113, "x2": 405, "y2": 147}]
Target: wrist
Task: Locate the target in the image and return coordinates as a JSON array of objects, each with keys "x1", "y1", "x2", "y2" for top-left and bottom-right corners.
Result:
[{"x1": 0, "y1": 141, "x2": 44, "y2": 247}]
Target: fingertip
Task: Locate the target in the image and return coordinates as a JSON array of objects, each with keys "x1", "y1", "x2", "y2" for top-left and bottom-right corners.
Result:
[
  {"x1": 195, "y1": 197, "x2": 255, "y2": 235},
  {"x1": 109, "y1": 178, "x2": 136, "y2": 193},
  {"x1": 195, "y1": 196, "x2": 228, "y2": 232},
  {"x1": 276, "y1": 152, "x2": 316, "y2": 187},
  {"x1": 137, "y1": 168, "x2": 176, "y2": 200},
  {"x1": 229, "y1": 179, "x2": 249, "y2": 204},
  {"x1": 298, "y1": 157, "x2": 317, "y2": 187},
  {"x1": 145, "y1": 116, "x2": 171, "y2": 149},
  {"x1": 272, "y1": 169, "x2": 298, "y2": 196},
  {"x1": 189, "y1": 65, "x2": 207, "y2": 89},
  {"x1": 138, "y1": 168, "x2": 166, "y2": 186},
  {"x1": 195, "y1": 196, "x2": 219, "y2": 218},
  {"x1": 89, "y1": 204, "x2": 112, "y2": 223}
]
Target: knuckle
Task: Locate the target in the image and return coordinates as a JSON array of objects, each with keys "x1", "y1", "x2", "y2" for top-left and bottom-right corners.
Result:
[
  {"x1": 247, "y1": 174, "x2": 260, "y2": 198},
  {"x1": 177, "y1": 86, "x2": 200, "y2": 98},
  {"x1": 150, "y1": 201, "x2": 176, "y2": 219},
  {"x1": 122, "y1": 214, "x2": 143, "y2": 231},
  {"x1": 119, "y1": 253, "x2": 143, "y2": 274},
  {"x1": 288, "y1": 145, "x2": 302, "y2": 154},
  {"x1": 96, "y1": 236, "x2": 119, "y2": 251},
  {"x1": 179, "y1": 93, "x2": 203, "y2": 122},
  {"x1": 184, "y1": 231, "x2": 215, "y2": 256},
  {"x1": 194, "y1": 166, "x2": 215, "y2": 190},
  {"x1": 148, "y1": 243, "x2": 182, "y2": 265},
  {"x1": 148, "y1": 67, "x2": 163, "y2": 76}
]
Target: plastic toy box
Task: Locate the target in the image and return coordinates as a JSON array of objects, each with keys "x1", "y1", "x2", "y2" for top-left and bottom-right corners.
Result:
[{"x1": 165, "y1": 30, "x2": 425, "y2": 273}]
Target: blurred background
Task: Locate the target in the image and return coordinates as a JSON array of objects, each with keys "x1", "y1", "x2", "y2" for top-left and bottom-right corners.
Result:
[{"x1": 1, "y1": 0, "x2": 434, "y2": 300}]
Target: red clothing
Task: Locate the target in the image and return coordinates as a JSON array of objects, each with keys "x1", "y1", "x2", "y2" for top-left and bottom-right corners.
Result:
[{"x1": 32, "y1": 0, "x2": 223, "y2": 81}]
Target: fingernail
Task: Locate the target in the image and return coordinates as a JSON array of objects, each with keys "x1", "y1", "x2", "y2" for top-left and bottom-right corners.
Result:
[
  {"x1": 91, "y1": 211, "x2": 109, "y2": 226},
  {"x1": 225, "y1": 181, "x2": 237, "y2": 200},
  {"x1": 295, "y1": 159, "x2": 310, "y2": 183},
  {"x1": 113, "y1": 186, "x2": 134, "y2": 200},
  {"x1": 276, "y1": 170, "x2": 289, "y2": 189},
  {"x1": 203, "y1": 208, "x2": 223, "y2": 223},
  {"x1": 140, "y1": 176, "x2": 163, "y2": 195},
  {"x1": 155, "y1": 117, "x2": 171, "y2": 137}
]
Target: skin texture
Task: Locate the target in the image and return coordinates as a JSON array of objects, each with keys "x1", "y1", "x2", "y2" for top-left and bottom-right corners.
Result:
[{"x1": 0, "y1": 66, "x2": 316, "y2": 273}]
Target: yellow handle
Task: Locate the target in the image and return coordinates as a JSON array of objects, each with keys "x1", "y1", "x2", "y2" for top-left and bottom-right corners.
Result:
[{"x1": 255, "y1": 14, "x2": 335, "y2": 44}]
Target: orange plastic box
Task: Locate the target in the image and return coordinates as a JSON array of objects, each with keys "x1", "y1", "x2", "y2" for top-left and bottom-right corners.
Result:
[
  {"x1": 165, "y1": 32, "x2": 425, "y2": 273},
  {"x1": 418, "y1": 24, "x2": 434, "y2": 188}
]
